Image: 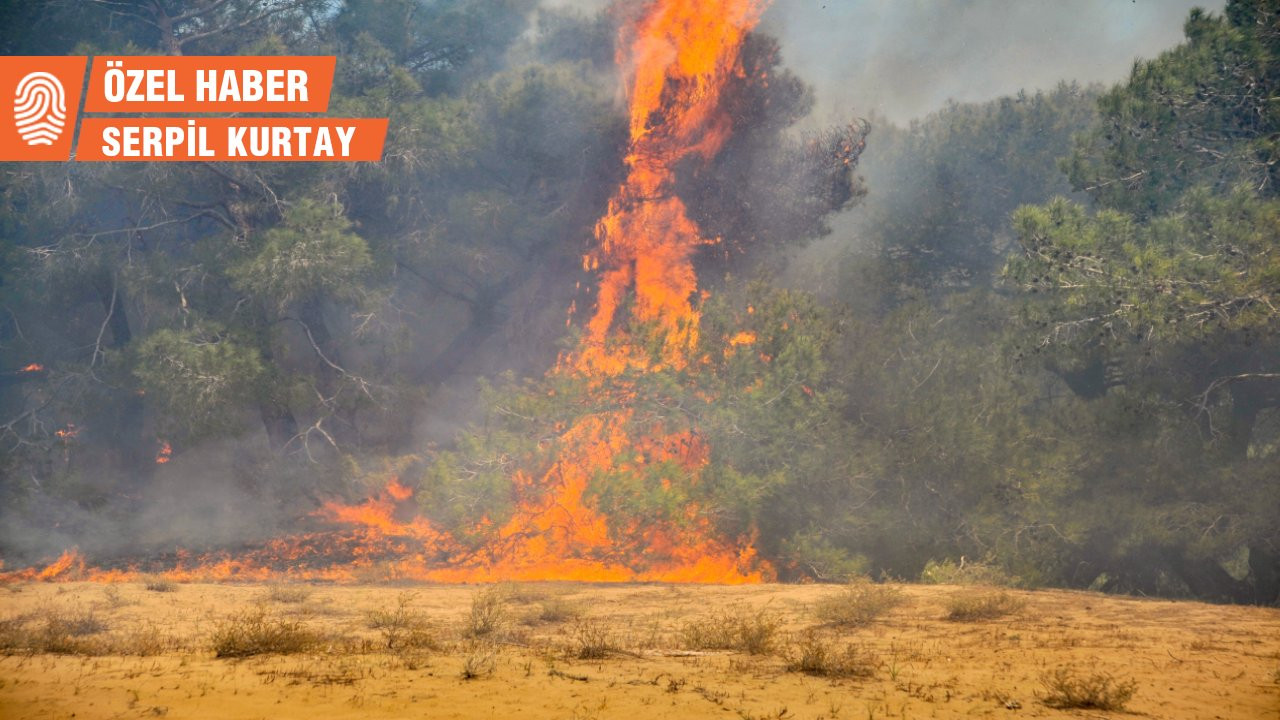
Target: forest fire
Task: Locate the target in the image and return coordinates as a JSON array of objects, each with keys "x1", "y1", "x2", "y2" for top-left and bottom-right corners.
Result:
[{"x1": 3, "y1": 0, "x2": 774, "y2": 586}]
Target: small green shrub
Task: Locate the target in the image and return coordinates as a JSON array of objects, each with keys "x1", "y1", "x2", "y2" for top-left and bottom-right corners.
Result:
[
  {"x1": 920, "y1": 558, "x2": 1013, "y2": 586},
  {"x1": 1039, "y1": 667, "x2": 1136, "y2": 710},
  {"x1": 813, "y1": 579, "x2": 905, "y2": 627}
]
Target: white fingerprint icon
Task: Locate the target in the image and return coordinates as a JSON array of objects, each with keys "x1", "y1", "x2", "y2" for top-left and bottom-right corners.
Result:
[{"x1": 14, "y1": 72, "x2": 67, "y2": 146}]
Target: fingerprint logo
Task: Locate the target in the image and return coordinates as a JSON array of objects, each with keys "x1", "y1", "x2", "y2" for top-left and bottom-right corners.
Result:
[{"x1": 14, "y1": 72, "x2": 67, "y2": 146}]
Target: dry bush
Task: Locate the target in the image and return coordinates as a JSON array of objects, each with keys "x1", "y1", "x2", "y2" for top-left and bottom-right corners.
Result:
[
  {"x1": 681, "y1": 607, "x2": 781, "y2": 655},
  {"x1": 523, "y1": 597, "x2": 584, "y2": 625},
  {"x1": 813, "y1": 579, "x2": 905, "y2": 627},
  {"x1": 785, "y1": 631, "x2": 875, "y2": 679},
  {"x1": 1039, "y1": 667, "x2": 1136, "y2": 710},
  {"x1": 460, "y1": 640, "x2": 498, "y2": 679},
  {"x1": 366, "y1": 591, "x2": 437, "y2": 651},
  {"x1": 141, "y1": 576, "x2": 177, "y2": 593},
  {"x1": 944, "y1": 590, "x2": 1025, "y2": 622},
  {"x1": 209, "y1": 608, "x2": 318, "y2": 658},
  {"x1": 262, "y1": 584, "x2": 313, "y2": 604},
  {"x1": 571, "y1": 619, "x2": 621, "y2": 660},
  {"x1": 464, "y1": 586, "x2": 508, "y2": 638},
  {"x1": 102, "y1": 584, "x2": 136, "y2": 608}
]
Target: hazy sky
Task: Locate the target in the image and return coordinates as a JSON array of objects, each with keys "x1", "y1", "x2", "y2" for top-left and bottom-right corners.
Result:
[
  {"x1": 764, "y1": 0, "x2": 1224, "y2": 123},
  {"x1": 546, "y1": 0, "x2": 1225, "y2": 123}
]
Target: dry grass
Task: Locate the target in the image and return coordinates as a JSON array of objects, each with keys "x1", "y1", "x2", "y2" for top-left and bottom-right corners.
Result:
[
  {"x1": 681, "y1": 607, "x2": 781, "y2": 655},
  {"x1": 945, "y1": 590, "x2": 1026, "y2": 621},
  {"x1": 32, "y1": 609, "x2": 107, "y2": 654},
  {"x1": 0, "y1": 614, "x2": 33, "y2": 652},
  {"x1": 366, "y1": 591, "x2": 437, "y2": 651},
  {"x1": 1039, "y1": 667, "x2": 1137, "y2": 710},
  {"x1": 105, "y1": 623, "x2": 173, "y2": 656},
  {"x1": 0, "y1": 609, "x2": 173, "y2": 656},
  {"x1": 813, "y1": 579, "x2": 905, "y2": 627},
  {"x1": 0, "y1": 610, "x2": 103, "y2": 654},
  {"x1": 2, "y1": 581, "x2": 1278, "y2": 720},
  {"x1": 496, "y1": 582, "x2": 551, "y2": 604},
  {"x1": 464, "y1": 586, "x2": 508, "y2": 638},
  {"x1": 262, "y1": 584, "x2": 314, "y2": 603},
  {"x1": 785, "y1": 631, "x2": 875, "y2": 679},
  {"x1": 209, "y1": 608, "x2": 318, "y2": 658}
]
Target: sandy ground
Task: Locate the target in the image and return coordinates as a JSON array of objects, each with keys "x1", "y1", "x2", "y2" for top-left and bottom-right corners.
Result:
[{"x1": 0, "y1": 581, "x2": 1277, "y2": 719}]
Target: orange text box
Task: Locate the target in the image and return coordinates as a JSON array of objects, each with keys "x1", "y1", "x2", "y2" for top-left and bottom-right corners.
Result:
[
  {"x1": 77, "y1": 118, "x2": 388, "y2": 162},
  {"x1": 84, "y1": 56, "x2": 335, "y2": 113},
  {"x1": 0, "y1": 56, "x2": 87, "y2": 162}
]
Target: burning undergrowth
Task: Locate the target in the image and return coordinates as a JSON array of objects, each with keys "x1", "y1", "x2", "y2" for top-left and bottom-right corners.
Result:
[{"x1": 2, "y1": 0, "x2": 866, "y2": 586}]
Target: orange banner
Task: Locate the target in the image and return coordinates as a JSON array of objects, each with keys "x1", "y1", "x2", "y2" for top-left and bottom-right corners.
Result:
[
  {"x1": 76, "y1": 118, "x2": 388, "y2": 162},
  {"x1": 84, "y1": 56, "x2": 335, "y2": 113},
  {"x1": 0, "y1": 56, "x2": 87, "y2": 162}
]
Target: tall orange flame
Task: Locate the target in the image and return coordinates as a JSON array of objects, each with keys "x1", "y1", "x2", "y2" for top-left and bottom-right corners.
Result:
[
  {"x1": 2, "y1": 0, "x2": 775, "y2": 586},
  {"x1": 573, "y1": 0, "x2": 767, "y2": 376}
]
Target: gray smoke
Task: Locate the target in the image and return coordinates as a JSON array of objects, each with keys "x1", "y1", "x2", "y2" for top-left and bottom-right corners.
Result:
[
  {"x1": 764, "y1": 0, "x2": 1221, "y2": 125},
  {"x1": 547, "y1": 0, "x2": 1221, "y2": 124}
]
